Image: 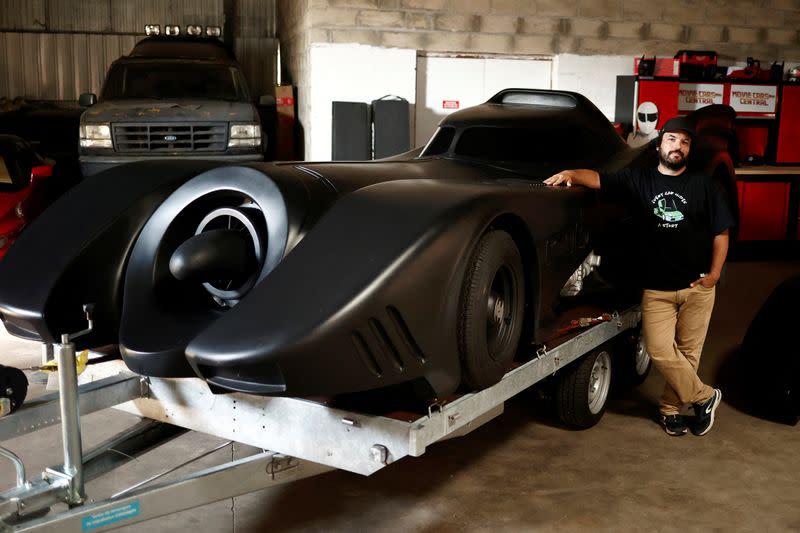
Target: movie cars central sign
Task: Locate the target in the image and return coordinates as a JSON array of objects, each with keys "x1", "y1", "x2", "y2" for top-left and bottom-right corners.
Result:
[
  {"x1": 729, "y1": 85, "x2": 777, "y2": 113},
  {"x1": 678, "y1": 83, "x2": 724, "y2": 111}
]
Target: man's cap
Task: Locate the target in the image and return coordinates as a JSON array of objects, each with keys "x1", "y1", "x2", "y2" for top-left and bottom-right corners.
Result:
[{"x1": 661, "y1": 116, "x2": 696, "y2": 138}]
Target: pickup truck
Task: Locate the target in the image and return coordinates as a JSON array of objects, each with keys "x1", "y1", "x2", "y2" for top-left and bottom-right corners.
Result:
[{"x1": 78, "y1": 34, "x2": 264, "y2": 177}]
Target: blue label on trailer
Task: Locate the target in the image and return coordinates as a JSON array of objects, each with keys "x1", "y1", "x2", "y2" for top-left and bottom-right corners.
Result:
[{"x1": 82, "y1": 501, "x2": 141, "y2": 531}]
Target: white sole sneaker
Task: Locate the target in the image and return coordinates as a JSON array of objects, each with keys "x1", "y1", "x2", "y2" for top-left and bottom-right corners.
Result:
[{"x1": 693, "y1": 388, "x2": 722, "y2": 436}]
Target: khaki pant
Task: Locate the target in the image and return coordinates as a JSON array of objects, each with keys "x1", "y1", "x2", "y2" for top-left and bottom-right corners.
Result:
[{"x1": 641, "y1": 285, "x2": 716, "y2": 416}]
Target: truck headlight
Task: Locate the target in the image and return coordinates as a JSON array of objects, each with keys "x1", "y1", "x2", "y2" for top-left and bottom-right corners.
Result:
[
  {"x1": 228, "y1": 124, "x2": 261, "y2": 148},
  {"x1": 79, "y1": 124, "x2": 112, "y2": 148}
]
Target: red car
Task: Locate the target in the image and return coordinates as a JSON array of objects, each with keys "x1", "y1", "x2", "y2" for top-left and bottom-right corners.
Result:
[{"x1": 0, "y1": 135, "x2": 54, "y2": 258}]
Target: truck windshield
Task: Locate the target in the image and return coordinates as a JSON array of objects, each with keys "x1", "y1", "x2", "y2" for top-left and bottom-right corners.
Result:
[{"x1": 102, "y1": 62, "x2": 249, "y2": 101}]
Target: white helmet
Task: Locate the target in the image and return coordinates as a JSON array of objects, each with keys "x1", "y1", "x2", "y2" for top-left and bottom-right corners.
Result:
[{"x1": 637, "y1": 101, "x2": 659, "y2": 135}]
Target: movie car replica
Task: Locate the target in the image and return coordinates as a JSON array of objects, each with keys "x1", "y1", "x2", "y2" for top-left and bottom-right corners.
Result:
[
  {"x1": 0, "y1": 135, "x2": 56, "y2": 258},
  {"x1": 0, "y1": 89, "x2": 738, "y2": 399}
]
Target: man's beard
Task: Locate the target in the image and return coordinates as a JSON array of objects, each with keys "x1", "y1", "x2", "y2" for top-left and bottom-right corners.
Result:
[{"x1": 658, "y1": 148, "x2": 687, "y2": 171}]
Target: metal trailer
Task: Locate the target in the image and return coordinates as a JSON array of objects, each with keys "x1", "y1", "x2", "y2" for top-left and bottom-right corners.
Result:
[{"x1": 0, "y1": 306, "x2": 642, "y2": 532}]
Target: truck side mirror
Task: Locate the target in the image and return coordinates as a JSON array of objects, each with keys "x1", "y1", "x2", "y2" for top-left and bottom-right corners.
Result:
[{"x1": 78, "y1": 93, "x2": 97, "y2": 107}]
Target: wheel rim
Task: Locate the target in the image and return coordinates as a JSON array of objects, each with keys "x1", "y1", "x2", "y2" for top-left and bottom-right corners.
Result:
[
  {"x1": 635, "y1": 332, "x2": 650, "y2": 376},
  {"x1": 588, "y1": 350, "x2": 612, "y2": 414},
  {"x1": 485, "y1": 264, "x2": 516, "y2": 360}
]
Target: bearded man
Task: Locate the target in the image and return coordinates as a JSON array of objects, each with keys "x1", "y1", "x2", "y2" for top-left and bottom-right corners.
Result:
[{"x1": 544, "y1": 117, "x2": 734, "y2": 438}]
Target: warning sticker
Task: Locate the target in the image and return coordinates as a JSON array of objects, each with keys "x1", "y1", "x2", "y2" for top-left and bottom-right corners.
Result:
[
  {"x1": 82, "y1": 501, "x2": 141, "y2": 531},
  {"x1": 442, "y1": 100, "x2": 460, "y2": 110}
]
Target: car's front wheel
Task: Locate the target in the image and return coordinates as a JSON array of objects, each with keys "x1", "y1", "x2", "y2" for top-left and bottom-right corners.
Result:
[{"x1": 458, "y1": 230, "x2": 525, "y2": 390}]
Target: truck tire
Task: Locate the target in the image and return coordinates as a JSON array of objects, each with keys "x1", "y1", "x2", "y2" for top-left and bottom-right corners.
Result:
[{"x1": 556, "y1": 348, "x2": 612, "y2": 429}]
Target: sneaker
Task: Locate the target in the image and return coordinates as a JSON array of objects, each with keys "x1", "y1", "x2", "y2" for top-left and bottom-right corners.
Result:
[
  {"x1": 661, "y1": 414, "x2": 688, "y2": 436},
  {"x1": 692, "y1": 388, "x2": 722, "y2": 436}
]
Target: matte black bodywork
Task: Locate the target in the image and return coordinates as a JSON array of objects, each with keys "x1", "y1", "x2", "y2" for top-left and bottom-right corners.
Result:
[{"x1": 0, "y1": 90, "x2": 738, "y2": 398}]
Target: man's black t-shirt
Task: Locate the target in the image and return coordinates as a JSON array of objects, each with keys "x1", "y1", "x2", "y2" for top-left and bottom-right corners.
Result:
[{"x1": 599, "y1": 168, "x2": 735, "y2": 291}]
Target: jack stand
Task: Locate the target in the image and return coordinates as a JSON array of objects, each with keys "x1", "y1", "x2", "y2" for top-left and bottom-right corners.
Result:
[
  {"x1": 0, "y1": 304, "x2": 95, "y2": 524},
  {"x1": 52, "y1": 304, "x2": 94, "y2": 506},
  {"x1": 52, "y1": 335, "x2": 85, "y2": 506}
]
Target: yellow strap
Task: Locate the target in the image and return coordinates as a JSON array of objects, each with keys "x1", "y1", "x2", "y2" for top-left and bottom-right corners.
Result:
[{"x1": 38, "y1": 350, "x2": 89, "y2": 375}]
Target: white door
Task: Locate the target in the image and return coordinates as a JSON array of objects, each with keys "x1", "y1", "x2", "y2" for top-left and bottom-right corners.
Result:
[{"x1": 414, "y1": 55, "x2": 552, "y2": 147}]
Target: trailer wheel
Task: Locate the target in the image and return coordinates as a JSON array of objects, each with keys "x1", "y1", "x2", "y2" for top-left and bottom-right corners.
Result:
[
  {"x1": 556, "y1": 349, "x2": 612, "y2": 429},
  {"x1": 613, "y1": 326, "x2": 651, "y2": 389},
  {"x1": 458, "y1": 230, "x2": 525, "y2": 389}
]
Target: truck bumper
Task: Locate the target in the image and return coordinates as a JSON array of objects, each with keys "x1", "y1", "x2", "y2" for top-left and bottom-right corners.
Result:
[{"x1": 80, "y1": 154, "x2": 264, "y2": 177}]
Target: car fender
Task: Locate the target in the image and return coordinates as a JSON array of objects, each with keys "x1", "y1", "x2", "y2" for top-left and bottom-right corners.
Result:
[
  {"x1": 0, "y1": 160, "x2": 224, "y2": 345},
  {"x1": 183, "y1": 179, "x2": 535, "y2": 396}
]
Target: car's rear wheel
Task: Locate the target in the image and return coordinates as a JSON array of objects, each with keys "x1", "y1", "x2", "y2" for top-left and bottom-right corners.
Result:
[{"x1": 458, "y1": 230, "x2": 525, "y2": 389}]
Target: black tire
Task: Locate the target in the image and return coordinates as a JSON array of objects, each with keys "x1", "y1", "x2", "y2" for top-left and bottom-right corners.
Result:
[
  {"x1": 458, "y1": 230, "x2": 526, "y2": 389},
  {"x1": 556, "y1": 348, "x2": 612, "y2": 429},
  {"x1": 0, "y1": 364, "x2": 27, "y2": 413},
  {"x1": 612, "y1": 326, "x2": 652, "y2": 390}
]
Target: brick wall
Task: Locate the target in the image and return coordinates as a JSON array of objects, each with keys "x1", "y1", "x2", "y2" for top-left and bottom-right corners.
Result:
[
  {"x1": 306, "y1": 0, "x2": 800, "y2": 61},
  {"x1": 277, "y1": 0, "x2": 800, "y2": 158}
]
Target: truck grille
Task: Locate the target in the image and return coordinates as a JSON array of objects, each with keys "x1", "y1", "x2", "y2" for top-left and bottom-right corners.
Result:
[{"x1": 113, "y1": 123, "x2": 228, "y2": 153}]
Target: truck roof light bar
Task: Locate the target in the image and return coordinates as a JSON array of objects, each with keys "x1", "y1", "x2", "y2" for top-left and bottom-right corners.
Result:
[
  {"x1": 165, "y1": 25, "x2": 181, "y2": 36},
  {"x1": 186, "y1": 25, "x2": 203, "y2": 36},
  {"x1": 206, "y1": 26, "x2": 222, "y2": 37},
  {"x1": 144, "y1": 24, "x2": 161, "y2": 36}
]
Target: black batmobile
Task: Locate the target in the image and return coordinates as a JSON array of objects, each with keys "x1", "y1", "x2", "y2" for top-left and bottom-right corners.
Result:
[{"x1": 0, "y1": 89, "x2": 738, "y2": 399}]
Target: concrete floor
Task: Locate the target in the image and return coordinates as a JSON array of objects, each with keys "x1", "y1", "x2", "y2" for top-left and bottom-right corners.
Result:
[{"x1": 0, "y1": 259, "x2": 799, "y2": 532}]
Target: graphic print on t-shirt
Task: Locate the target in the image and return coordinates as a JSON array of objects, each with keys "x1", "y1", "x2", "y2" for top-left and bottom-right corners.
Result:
[{"x1": 651, "y1": 191, "x2": 686, "y2": 227}]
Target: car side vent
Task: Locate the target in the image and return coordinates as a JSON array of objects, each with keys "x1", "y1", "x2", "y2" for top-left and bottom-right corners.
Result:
[
  {"x1": 351, "y1": 332, "x2": 382, "y2": 377},
  {"x1": 386, "y1": 306, "x2": 426, "y2": 365},
  {"x1": 369, "y1": 318, "x2": 404, "y2": 373}
]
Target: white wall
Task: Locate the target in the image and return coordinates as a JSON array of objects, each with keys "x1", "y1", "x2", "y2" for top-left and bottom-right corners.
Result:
[
  {"x1": 553, "y1": 54, "x2": 634, "y2": 121},
  {"x1": 304, "y1": 47, "x2": 635, "y2": 160},
  {"x1": 308, "y1": 44, "x2": 417, "y2": 161},
  {"x1": 415, "y1": 56, "x2": 552, "y2": 146}
]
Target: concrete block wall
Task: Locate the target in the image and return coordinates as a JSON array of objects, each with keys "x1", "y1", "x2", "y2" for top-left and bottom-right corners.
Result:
[
  {"x1": 278, "y1": 0, "x2": 800, "y2": 159},
  {"x1": 307, "y1": 0, "x2": 800, "y2": 60}
]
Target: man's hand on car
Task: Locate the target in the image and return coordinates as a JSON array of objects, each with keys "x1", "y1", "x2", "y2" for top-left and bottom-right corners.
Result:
[{"x1": 544, "y1": 171, "x2": 574, "y2": 186}]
